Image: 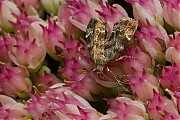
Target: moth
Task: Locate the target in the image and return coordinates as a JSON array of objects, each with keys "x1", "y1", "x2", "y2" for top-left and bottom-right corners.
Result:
[{"x1": 85, "y1": 17, "x2": 138, "y2": 73}]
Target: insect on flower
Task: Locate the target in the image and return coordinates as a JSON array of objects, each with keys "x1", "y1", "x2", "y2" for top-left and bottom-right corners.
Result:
[
  {"x1": 85, "y1": 17, "x2": 138, "y2": 74},
  {"x1": 76, "y1": 17, "x2": 138, "y2": 91}
]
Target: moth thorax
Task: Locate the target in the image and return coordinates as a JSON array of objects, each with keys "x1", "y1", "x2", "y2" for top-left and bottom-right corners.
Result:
[{"x1": 96, "y1": 64, "x2": 104, "y2": 74}]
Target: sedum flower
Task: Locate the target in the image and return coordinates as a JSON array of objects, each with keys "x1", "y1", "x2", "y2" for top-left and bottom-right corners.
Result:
[
  {"x1": 12, "y1": 0, "x2": 41, "y2": 16},
  {"x1": 174, "y1": 91, "x2": 180, "y2": 113},
  {"x1": 58, "y1": 0, "x2": 128, "y2": 35},
  {"x1": 100, "y1": 97, "x2": 147, "y2": 120},
  {"x1": 12, "y1": 11, "x2": 47, "y2": 43},
  {"x1": 147, "y1": 90, "x2": 180, "y2": 120},
  {"x1": 25, "y1": 83, "x2": 100, "y2": 119},
  {"x1": 0, "y1": 95, "x2": 31, "y2": 119},
  {"x1": 8, "y1": 33, "x2": 46, "y2": 71},
  {"x1": 160, "y1": 62, "x2": 180, "y2": 91},
  {"x1": 35, "y1": 71, "x2": 61, "y2": 92},
  {"x1": 126, "y1": 68, "x2": 159, "y2": 102},
  {"x1": 165, "y1": 32, "x2": 180, "y2": 63},
  {"x1": 61, "y1": 37, "x2": 86, "y2": 60},
  {"x1": 0, "y1": 36, "x2": 15, "y2": 65},
  {"x1": 0, "y1": 0, "x2": 20, "y2": 32},
  {"x1": 95, "y1": 2, "x2": 128, "y2": 31},
  {"x1": 0, "y1": 66, "x2": 32, "y2": 98},
  {"x1": 112, "y1": 48, "x2": 152, "y2": 77},
  {"x1": 163, "y1": 0, "x2": 180, "y2": 31},
  {"x1": 136, "y1": 20, "x2": 169, "y2": 65},
  {"x1": 126, "y1": 0, "x2": 163, "y2": 26},
  {"x1": 41, "y1": 18, "x2": 66, "y2": 60},
  {"x1": 58, "y1": 0, "x2": 100, "y2": 33},
  {"x1": 41, "y1": 0, "x2": 65, "y2": 16},
  {"x1": 60, "y1": 57, "x2": 107, "y2": 100}
]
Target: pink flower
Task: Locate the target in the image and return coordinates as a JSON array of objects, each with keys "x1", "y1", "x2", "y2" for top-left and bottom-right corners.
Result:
[
  {"x1": 41, "y1": 0, "x2": 65, "y2": 15},
  {"x1": 0, "y1": 66, "x2": 32, "y2": 98},
  {"x1": 147, "y1": 90, "x2": 179, "y2": 120},
  {"x1": 35, "y1": 71, "x2": 61, "y2": 92},
  {"x1": 100, "y1": 97, "x2": 146, "y2": 119},
  {"x1": 0, "y1": 95, "x2": 30, "y2": 119},
  {"x1": 58, "y1": 0, "x2": 96, "y2": 33},
  {"x1": 24, "y1": 83, "x2": 100, "y2": 119},
  {"x1": 112, "y1": 48, "x2": 152, "y2": 76},
  {"x1": 8, "y1": 34, "x2": 46, "y2": 71},
  {"x1": 60, "y1": 57, "x2": 106, "y2": 100},
  {"x1": 126, "y1": 68, "x2": 159, "y2": 102},
  {"x1": 61, "y1": 37, "x2": 87, "y2": 60},
  {"x1": 126, "y1": 0, "x2": 163, "y2": 26},
  {"x1": 165, "y1": 32, "x2": 180, "y2": 63},
  {"x1": 174, "y1": 91, "x2": 180, "y2": 113},
  {"x1": 160, "y1": 62, "x2": 180, "y2": 91},
  {"x1": 58, "y1": 0, "x2": 128, "y2": 33},
  {"x1": 95, "y1": 2, "x2": 128, "y2": 31},
  {"x1": 41, "y1": 18, "x2": 66, "y2": 60},
  {"x1": 163, "y1": 0, "x2": 180, "y2": 30},
  {"x1": 12, "y1": 0, "x2": 40, "y2": 16},
  {"x1": 0, "y1": 0, "x2": 20, "y2": 32},
  {"x1": 0, "y1": 36, "x2": 16, "y2": 65},
  {"x1": 136, "y1": 20, "x2": 169, "y2": 64},
  {"x1": 12, "y1": 11, "x2": 47, "y2": 43}
]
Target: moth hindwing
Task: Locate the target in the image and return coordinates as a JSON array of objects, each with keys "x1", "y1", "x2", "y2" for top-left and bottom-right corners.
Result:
[{"x1": 85, "y1": 17, "x2": 138, "y2": 73}]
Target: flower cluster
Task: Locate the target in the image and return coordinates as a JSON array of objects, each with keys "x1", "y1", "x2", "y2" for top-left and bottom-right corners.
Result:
[{"x1": 0, "y1": 0, "x2": 180, "y2": 119}]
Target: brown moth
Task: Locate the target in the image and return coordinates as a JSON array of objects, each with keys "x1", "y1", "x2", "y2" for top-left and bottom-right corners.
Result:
[{"x1": 85, "y1": 17, "x2": 138, "y2": 73}]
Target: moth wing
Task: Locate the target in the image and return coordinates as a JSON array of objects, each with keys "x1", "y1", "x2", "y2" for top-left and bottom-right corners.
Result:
[
  {"x1": 85, "y1": 18, "x2": 96, "y2": 56},
  {"x1": 104, "y1": 18, "x2": 138, "y2": 62},
  {"x1": 85, "y1": 18, "x2": 106, "y2": 61}
]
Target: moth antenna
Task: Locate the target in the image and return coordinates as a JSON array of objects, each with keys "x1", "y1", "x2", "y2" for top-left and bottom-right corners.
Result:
[{"x1": 73, "y1": 68, "x2": 96, "y2": 89}]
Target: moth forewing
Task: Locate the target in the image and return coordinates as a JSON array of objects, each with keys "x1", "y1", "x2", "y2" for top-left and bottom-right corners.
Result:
[
  {"x1": 104, "y1": 18, "x2": 138, "y2": 62},
  {"x1": 85, "y1": 18, "x2": 107, "y2": 73}
]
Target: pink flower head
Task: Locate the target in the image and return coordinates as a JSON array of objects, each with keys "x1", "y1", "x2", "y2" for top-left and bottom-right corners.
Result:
[
  {"x1": 0, "y1": 36, "x2": 16, "y2": 65},
  {"x1": 61, "y1": 37, "x2": 87, "y2": 60},
  {"x1": 96, "y1": 2, "x2": 128, "y2": 31},
  {"x1": 100, "y1": 97, "x2": 146, "y2": 119},
  {"x1": 136, "y1": 20, "x2": 169, "y2": 64},
  {"x1": 163, "y1": 0, "x2": 180, "y2": 30},
  {"x1": 41, "y1": 18, "x2": 66, "y2": 60},
  {"x1": 112, "y1": 48, "x2": 152, "y2": 76},
  {"x1": 126, "y1": 0, "x2": 163, "y2": 26},
  {"x1": 0, "y1": 66, "x2": 32, "y2": 98},
  {"x1": 0, "y1": 95, "x2": 30, "y2": 119},
  {"x1": 160, "y1": 62, "x2": 180, "y2": 91},
  {"x1": 147, "y1": 90, "x2": 179, "y2": 120},
  {"x1": 60, "y1": 57, "x2": 106, "y2": 100},
  {"x1": 126, "y1": 68, "x2": 159, "y2": 102},
  {"x1": 174, "y1": 91, "x2": 180, "y2": 113},
  {"x1": 12, "y1": 11, "x2": 47, "y2": 42},
  {"x1": 24, "y1": 83, "x2": 100, "y2": 119},
  {"x1": 8, "y1": 33, "x2": 46, "y2": 71},
  {"x1": 35, "y1": 71, "x2": 61, "y2": 92},
  {"x1": 12, "y1": 0, "x2": 40, "y2": 16},
  {"x1": 58, "y1": 0, "x2": 96, "y2": 33},
  {"x1": 165, "y1": 32, "x2": 180, "y2": 63},
  {"x1": 0, "y1": 0, "x2": 20, "y2": 32},
  {"x1": 58, "y1": 0, "x2": 128, "y2": 33},
  {"x1": 41, "y1": 0, "x2": 65, "y2": 15}
]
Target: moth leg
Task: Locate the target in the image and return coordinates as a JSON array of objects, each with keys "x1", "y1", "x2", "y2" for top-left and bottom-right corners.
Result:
[
  {"x1": 106, "y1": 66, "x2": 132, "y2": 93},
  {"x1": 115, "y1": 55, "x2": 137, "y2": 62}
]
